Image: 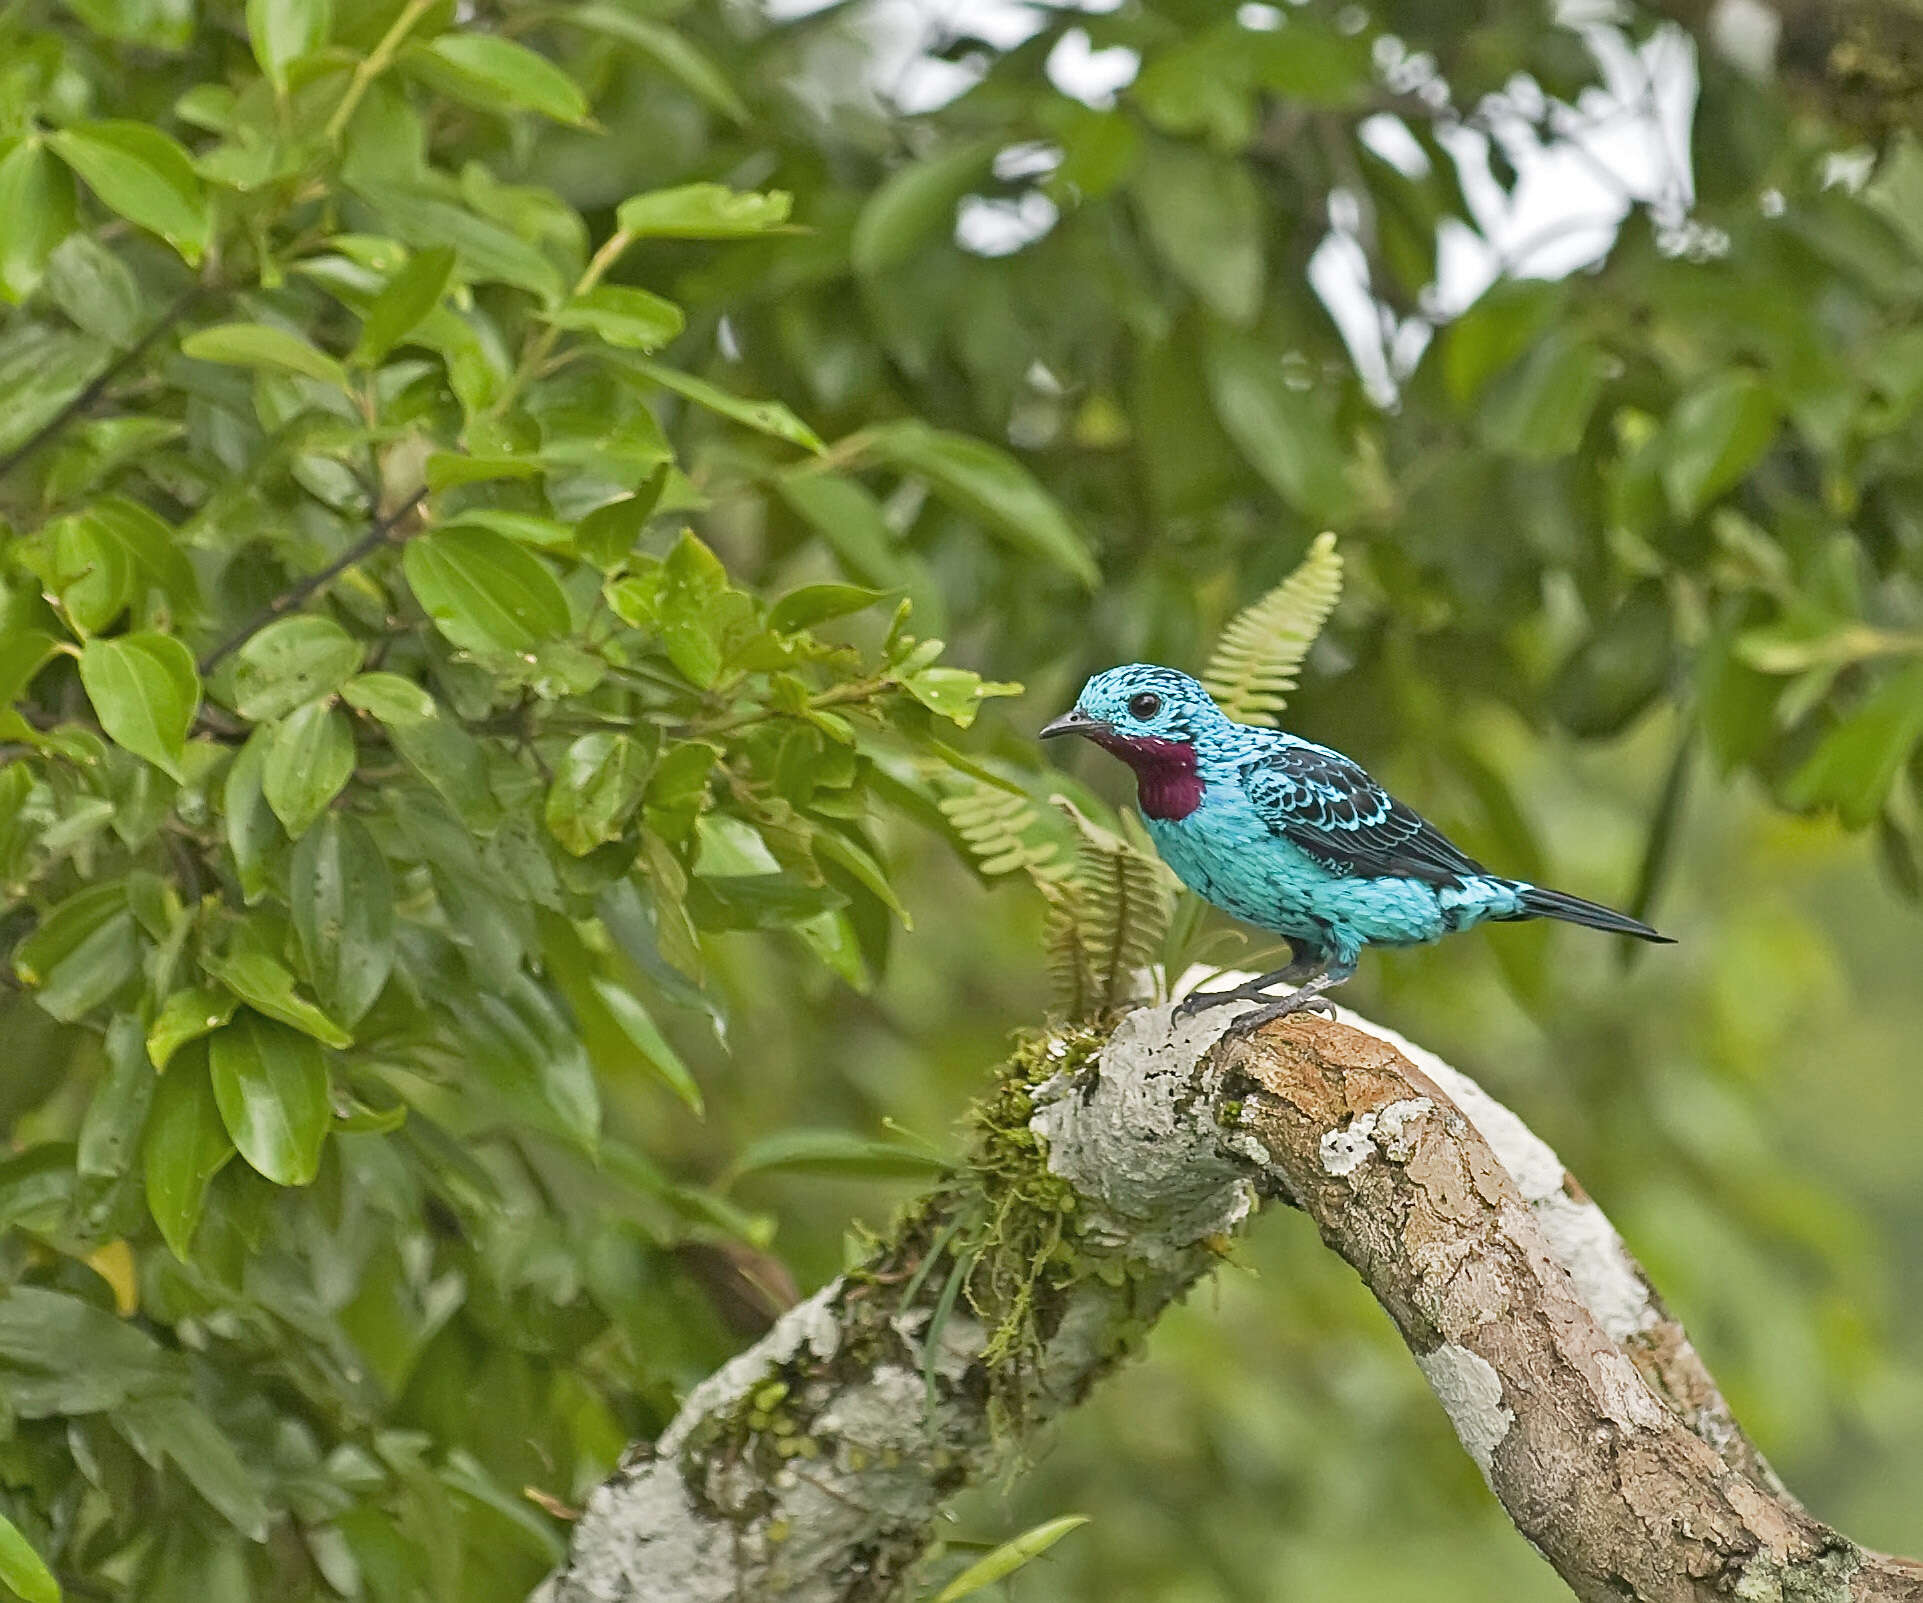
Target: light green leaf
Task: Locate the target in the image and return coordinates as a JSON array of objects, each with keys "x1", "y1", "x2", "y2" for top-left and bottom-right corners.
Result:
[
  {"x1": 79, "y1": 1015, "x2": 158, "y2": 1177},
  {"x1": 560, "y1": 6, "x2": 747, "y2": 121},
  {"x1": 625, "y1": 358, "x2": 822, "y2": 451},
  {"x1": 45, "y1": 232, "x2": 142, "y2": 346},
  {"x1": 230, "y1": 616, "x2": 364, "y2": 721},
  {"x1": 866, "y1": 421, "x2": 1097, "y2": 586},
  {"x1": 546, "y1": 732, "x2": 651, "y2": 856},
  {"x1": 588, "y1": 976, "x2": 703, "y2": 1115},
  {"x1": 0, "y1": 137, "x2": 76, "y2": 303},
  {"x1": 0, "y1": 1506, "x2": 62, "y2": 1603},
  {"x1": 423, "y1": 451, "x2": 543, "y2": 491},
  {"x1": 768, "y1": 584, "x2": 887, "y2": 634},
  {"x1": 902, "y1": 667, "x2": 1021, "y2": 728},
  {"x1": 290, "y1": 812, "x2": 393, "y2": 1025},
  {"x1": 78, "y1": 633, "x2": 199, "y2": 780},
  {"x1": 142, "y1": 1047, "x2": 234, "y2": 1260},
  {"x1": 418, "y1": 33, "x2": 590, "y2": 125},
  {"x1": 146, "y1": 985, "x2": 238, "y2": 1072},
  {"x1": 181, "y1": 322, "x2": 347, "y2": 388},
  {"x1": 354, "y1": 244, "x2": 455, "y2": 366},
  {"x1": 1662, "y1": 373, "x2": 1780, "y2": 517},
  {"x1": 540, "y1": 285, "x2": 684, "y2": 351},
  {"x1": 1783, "y1": 661, "x2": 1923, "y2": 828},
  {"x1": 48, "y1": 121, "x2": 208, "y2": 263},
  {"x1": 730, "y1": 1128, "x2": 948, "y2": 1182},
  {"x1": 210, "y1": 1010, "x2": 330, "y2": 1186},
  {"x1": 222, "y1": 726, "x2": 277, "y2": 904},
  {"x1": 202, "y1": 948, "x2": 352, "y2": 1048},
  {"x1": 934, "y1": 1516, "x2": 1090, "y2": 1602},
  {"x1": 851, "y1": 140, "x2": 995, "y2": 277},
  {"x1": 776, "y1": 471, "x2": 911, "y2": 590},
  {"x1": 0, "y1": 629, "x2": 56, "y2": 712},
  {"x1": 341, "y1": 672, "x2": 498, "y2": 829},
  {"x1": 403, "y1": 527, "x2": 572, "y2": 654},
  {"x1": 615, "y1": 183, "x2": 791, "y2": 239},
  {"x1": 262, "y1": 700, "x2": 355, "y2": 837},
  {"x1": 247, "y1": 0, "x2": 331, "y2": 89}
]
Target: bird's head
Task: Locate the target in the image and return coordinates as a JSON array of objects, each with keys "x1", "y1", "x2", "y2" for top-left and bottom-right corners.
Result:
[{"x1": 1039, "y1": 665, "x2": 1221, "y2": 820}]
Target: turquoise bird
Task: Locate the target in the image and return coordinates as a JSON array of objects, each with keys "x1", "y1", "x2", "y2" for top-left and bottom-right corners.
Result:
[{"x1": 1041, "y1": 665, "x2": 1671, "y2": 1031}]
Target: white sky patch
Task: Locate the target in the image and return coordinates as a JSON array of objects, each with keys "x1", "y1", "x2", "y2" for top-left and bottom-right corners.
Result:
[
  {"x1": 1237, "y1": 3, "x2": 1284, "y2": 29},
  {"x1": 1359, "y1": 113, "x2": 1431, "y2": 179},
  {"x1": 1046, "y1": 26, "x2": 1140, "y2": 108},
  {"x1": 957, "y1": 190, "x2": 1060, "y2": 256}
]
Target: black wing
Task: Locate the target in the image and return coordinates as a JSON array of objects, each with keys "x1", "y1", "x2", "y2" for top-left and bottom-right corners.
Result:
[{"x1": 1239, "y1": 743, "x2": 1489, "y2": 886}]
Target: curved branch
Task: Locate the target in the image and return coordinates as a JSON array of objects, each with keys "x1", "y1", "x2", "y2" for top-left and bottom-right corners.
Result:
[{"x1": 538, "y1": 1003, "x2": 1923, "y2": 1603}]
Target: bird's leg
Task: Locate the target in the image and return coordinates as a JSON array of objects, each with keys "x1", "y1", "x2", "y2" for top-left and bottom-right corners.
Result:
[
  {"x1": 1174, "y1": 947, "x2": 1322, "y2": 1018},
  {"x1": 1219, "y1": 961, "x2": 1357, "y2": 1040}
]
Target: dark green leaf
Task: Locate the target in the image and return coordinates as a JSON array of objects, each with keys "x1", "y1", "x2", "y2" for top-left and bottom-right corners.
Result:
[
  {"x1": 354, "y1": 245, "x2": 456, "y2": 366},
  {"x1": 626, "y1": 358, "x2": 822, "y2": 451},
  {"x1": 146, "y1": 986, "x2": 237, "y2": 1073},
  {"x1": 13, "y1": 882, "x2": 139, "y2": 1021},
  {"x1": 403, "y1": 527, "x2": 572, "y2": 654},
  {"x1": 290, "y1": 812, "x2": 393, "y2": 1025},
  {"x1": 341, "y1": 672, "x2": 498, "y2": 829},
  {"x1": 768, "y1": 583, "x2": 887, "y2": 634},
  {"x1": 588, "y1": 976, "x2": 702, "y2": 1114},
  {"x1": 561, "y1": 6, "x2": 747, "y2": 121},
  {"x1": 851, "y1": 141, "x2": 994, "y2": 277},
  {"x1": 1204, "y1": 330, "x2": 1356, "y2": 523},
  {"x1": 77, "y1": 1014, "x2": 156, "y2": 1176},
  {"x1": 181, "y1": 322, "x2": 347, "y2": 388},
  {"x1": 142, "y1": 1048, "x2": 234, "y2": 1260},
  {"x1": 0, "y1": 138, "x2": 76, "y2": 303},
  {"x1": 1662, "y1": 374, "x2": 1780, "y2": 517},
  {"x1": 731, "y1": 1128, "x2": 948, "y2": 1181},
  {"x1": 210, "y1": 1010, "x2": 329, "y2": 1186},
  {"x1": 114, "y1": 1394, "x2": 272, "y2": 1540},
  {"x1": 1131, "y1": 142, "x2": 1263, "y2": 325},
  {"x1": 417, "y1": 34, "x2": 590, "y2": 125},
  {"x1": 546, "y1": 732, "x2": 651, "y2": 856},
  {"x1": 1784, "y1": 661, "x2": 1923, "y2": 828},
  {"x1": 247, "y1": 0, "x2": 330, "y2": 89},
  {"x1": 201, "y1": 948, "x2": 351, "y2": 1047},
  {"x1": 1480, "y1": 333, "x2": 1612, "y2": 460}
]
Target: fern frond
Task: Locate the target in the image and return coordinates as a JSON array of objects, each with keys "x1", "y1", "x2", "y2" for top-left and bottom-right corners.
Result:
[
  {"x1": 1202, "y1": 530, "x2": 1343, "y2": 725},
  {"x1": 1044, "y1": 799, "x2": 1173, "y2": 1018},
  {"x1": 939, "y1": 782, "x2": 1066, "y2": 881}
]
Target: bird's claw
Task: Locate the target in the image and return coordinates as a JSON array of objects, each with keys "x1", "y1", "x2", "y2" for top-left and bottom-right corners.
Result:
[
  {"x1": 1173, "y1": 988, "x2": 1245, "y2": 1020},
  {"x1": 1219, "y1": 991, "x2": 1336, "y2": 1040}
]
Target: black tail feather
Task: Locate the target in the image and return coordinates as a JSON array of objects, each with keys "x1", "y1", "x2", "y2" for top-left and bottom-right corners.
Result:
[{"x1": 1514, "y1": 886, "x2": 1673, "y2": 943}]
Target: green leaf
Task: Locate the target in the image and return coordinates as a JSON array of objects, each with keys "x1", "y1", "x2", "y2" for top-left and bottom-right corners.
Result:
[
  {"x1": 575, "y1": 474, "x2": 666, "y2": 568},
  {"x1": 403, "y1": 527, "x2": 572, "y2": 654},
  {"x1": 0, "y1": 138, "x2": 76, "y2": 303},
  {"x1": 44, "y1": 233, "x2": 142, "y2": 346},
  {"x1": 933, "y1": 1516, "x2": 1090, "y2": 1602},
  {"x1": 247, "y1": 0, "x2": 331, "y2": 89},
  {"x1": 354, "y1": 245, "x2": 456, "y2": 366},
  {"x1": 422, "y1": 451, "x2": 544, "y2": 490},
  {"x1": 262, "y1": 700, "x2": 355, "y2": 837},
  {"x1": 146, "y1": 986, "x2": 238, "y2": 1073},
  {"x1": 1662, "y1": 373, "x2": 1780, "y2": 517},
  {"x1": 560, "y1": 6, "x2": 747, "y2": 120},
  {"x1": 1784, "y1": 661, "x2": 1923, "y2": 828},
  {"x1": 230, "y1": 616, "x2": 364, "y2": 721},
  {"x1": 79, "y1": 633, "x2": 199, "y2": 780},
  {"x1": 48, "y1": 121, "x2": 208, "y2": 264},
  {"x1": 0, "y1": 629, "x2": 56, "y2": 712},
  {"x1": 1204, "y1": 333, "x2": 1356, "y2": 523},
  {"x1": 142, "y1": 1048, "x2": 234, "y2": 1260},
  {"x1": 616, "y1": 183, "x2": 791, "y2": 239},
  {"x1": 290, "y1": 812, "x2": 393, "y2": 1025},
  {"x1": 851, "y1": 141, "x2": 995, "y2": 277},
  {"x1": 201, "y1": 948, "x2": 352, "y2": 1048},
  {"x1": 1441, "y1": 279, "x2": 1565, "y2": 406},
  {"x1": 903, "y1": 667, "x2": 1021, "y2": 728},
  {"x1": 209, "y1": 1010, "x2": 329, "y2": 1186},
  {"x1": 1132, "y1": 142, "x2": 1263, "y2": 324},
  {"x1": 79, "y1": 1015, "x2": 158, "y2": 1176},
  {"x1": 418, "y1": 34, "x2": 590, "y2": 125},
  {"x1": 1202, "y1": 531, "x2": 1344, "y2": 723},
  {"x1": 865, "y1": 421, "x2": 1097, "y2": 586},
  {"x1": 114, "y1": 1394, "x2": 272, "y2": 1541},
  {"x1": 546, "y1": 732, "x2": 651, "y2": 856},
  {"x1": 0, "y1": 1508, "x2": 61, "y2": 1603},
  {"x1": 730, "y1": 1128, "x2": 948, "y2": 1181},
  {"x1": 61, "y1": 498, "x2": 198, "y2": 612},
  {"x1": 341, "y1": 671, "x2": 498, "y2": 828},
  {"x1": 588, "y1": 976, "x2": 703, "y2": 1114},
  {"x1": 180, "y1": 322, "x2": 347, "y2": 388},
  {"x1": 540, "y1": 285, "x2": 684, "y2": 351},
  {"x1": 222, "y1": 727, "x2": 277, "y2": 904},
  {"x1": 1479, "y1": 332, "x2": 1612, "y2": 460},
  {"x1": 776, "y1": 471, "x2": 910, "y2": 589},
  {"x1": 625, "y1": 358, "x2": 822, "y2": 451},
  {"x1": 768, "y1": 584, "x2": 887, "y2": 634}
]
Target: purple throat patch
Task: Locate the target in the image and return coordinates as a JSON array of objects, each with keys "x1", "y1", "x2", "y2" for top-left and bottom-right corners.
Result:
[{"x1": 1089, "y1": 731, "x2": 1205, "y2": 821}]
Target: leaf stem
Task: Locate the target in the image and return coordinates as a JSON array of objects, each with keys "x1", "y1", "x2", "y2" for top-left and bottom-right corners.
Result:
[
  {"x1": 324, "y1": 0, "x2": 440, "y2": 144},
  {"x1": 489, "y1": 226, "x2": 635, "y2": 420}
]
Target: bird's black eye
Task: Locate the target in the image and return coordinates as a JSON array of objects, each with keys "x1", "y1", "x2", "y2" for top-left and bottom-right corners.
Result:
[{"x1": 1127, "y1": 692, "x2": 1162, "y2": 721}]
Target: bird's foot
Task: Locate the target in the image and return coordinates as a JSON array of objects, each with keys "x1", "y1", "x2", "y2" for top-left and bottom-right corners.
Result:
[
  {"x1": 1220, "y1": 991, "x2": 1337, "y2": 1040},
  {"x1": 1173, "y1": 987, "x2": 1251, "y2": 1020},
  {"x1": 1173, "y1": 958, "x2": 1322, "y2": 1020}
]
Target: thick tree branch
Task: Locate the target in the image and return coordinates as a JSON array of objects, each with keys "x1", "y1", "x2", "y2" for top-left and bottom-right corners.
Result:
[{"x1": 539, "y1": 1002, "x2": 1923, "y2": 1603}]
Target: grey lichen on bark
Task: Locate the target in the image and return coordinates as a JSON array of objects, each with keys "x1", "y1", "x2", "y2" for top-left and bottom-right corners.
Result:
[{"x1": 537, "y1": 999, "x2": 1923, "y2": 1603}]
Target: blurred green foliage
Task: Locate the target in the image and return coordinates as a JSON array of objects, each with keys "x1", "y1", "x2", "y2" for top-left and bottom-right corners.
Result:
[{"x1": 0, "y1": 0, "x2": 1920, "y2": 1598}]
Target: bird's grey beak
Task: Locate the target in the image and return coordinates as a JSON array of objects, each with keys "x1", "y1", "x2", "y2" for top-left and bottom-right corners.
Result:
[{"x1": 1040, "y1": 708, "x2": 1107, "y2": 740}]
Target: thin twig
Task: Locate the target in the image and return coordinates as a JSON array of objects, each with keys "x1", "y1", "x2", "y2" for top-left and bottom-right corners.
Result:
[
  {"x1": 197, "y1": 484, "x2": 430, "y2": 675},
  {"x1": 0, "y1": 284, "x2": 203, "y2": 483}
]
